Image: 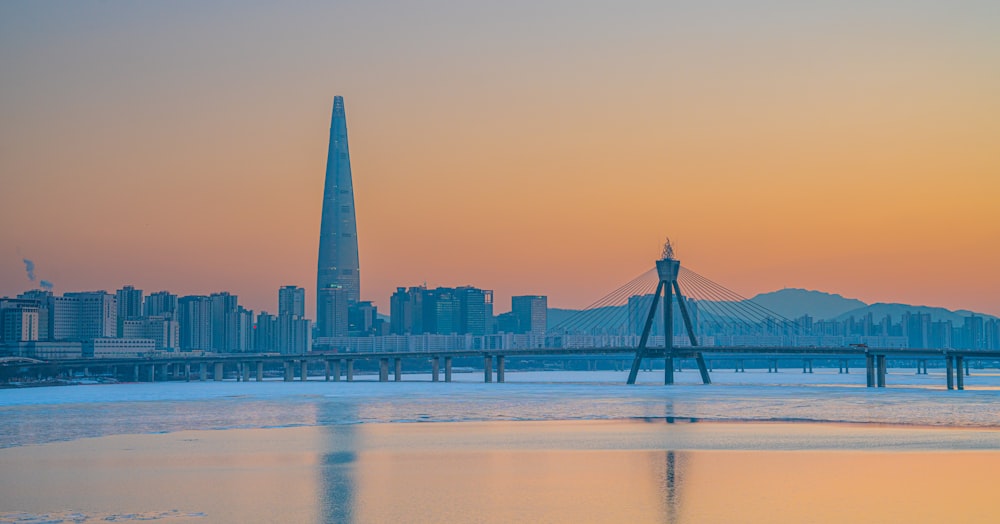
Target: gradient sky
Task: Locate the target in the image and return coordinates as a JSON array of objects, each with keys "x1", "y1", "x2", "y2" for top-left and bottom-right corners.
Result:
[{"x1": 1, "y1": 1, "x2": 998, "y2": 318}]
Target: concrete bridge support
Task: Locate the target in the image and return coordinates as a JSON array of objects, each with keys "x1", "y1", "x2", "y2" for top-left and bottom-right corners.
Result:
[
  {"x1": 242, "y1": 362, "x2": 252, "y2": 382},
  {"x1": 394, "y1": 358, "x2": 402, "y2": 382},
  {"x1": 866, "y1": 354, "x2": 875, "y2": 388},
  {"x1": 214, "y1": 362, "x2": 224, "y2": 381},
  {"x1": 300, "y1": 360, "x2": 309, "y2": 381},
  {"x1": 955, "y1": 355, "x2": 965, "y2": 390},
  {"x1": 346, "y1": 360, "x2": 354, "y2": 381},
  {"x1": 445, "y1": 356, "x2": 453, "y2": 382},
  {"x1": 876, "y1": 355, "x2": 887, "y2": 388},
  {"x1": 283, "y1": 361, "x2": 294, "y2": 382},
  {"x1": 333, "y1": 360, "x2": 341, "y2": 382},
  {"x1": 324, "y1": 361, "x2": 331, "y2": 381},
  {"x1": 946, "y1": 356, "x2": 955, "y2": 390},
  {"x1": 199, "y1": 363, "x2": 207, "y2": 381},
  {"x1": 664, "y1": 356, "x2": 674, "y2": 385},
  {"x1": 839, "y1": 360, "x2": 849, "y2": 374},
  {"x1": 695, "y1": 354, "x2": 712, "y2": 384},
  {"x1": 432, "y1": 357, "x2": 440, "y2": 382},
  {"x1": 148, "y1": 365, "x2": 156, "y2": 382},
  {"x1": 185, "y1": 364, "x2": 191, "y2": 382},
  {"x1": 133, "y1": 365, "x2": 140, "y2": 382},
  {"x1": 768, "y1": 360, "x2": 779, "y2": 373},
  {"x1": 379, "y1": 358, "x2": 389, "y2": 382},
  {"x1": 802, "y1": 359, "x2": 813, "y2": 374},
  {"x1": 497, "y1": 355, "x2": 505, "y2": 383},
  {"x1": 484, "y1": 355, "x2": 493, "y2": 383}
]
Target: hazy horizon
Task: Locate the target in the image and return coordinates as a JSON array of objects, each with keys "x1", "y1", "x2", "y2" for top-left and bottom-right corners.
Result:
[{"x1": 2, "y1": 1, "x2": 998, "y2": 317}]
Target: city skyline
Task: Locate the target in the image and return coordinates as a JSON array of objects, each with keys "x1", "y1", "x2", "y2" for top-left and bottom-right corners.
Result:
[{"x1": 1, "y1": 2, "x2": 998, "y2": 318}]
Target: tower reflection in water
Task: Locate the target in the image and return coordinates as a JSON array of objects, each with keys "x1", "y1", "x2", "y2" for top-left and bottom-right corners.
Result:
[{"x1": 314, "y1": 420, "x2": 694, "y2": 522}]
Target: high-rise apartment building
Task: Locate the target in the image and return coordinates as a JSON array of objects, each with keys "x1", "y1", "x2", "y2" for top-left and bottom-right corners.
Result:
[
  {"x1": 390, "y1": 286, "x2": 492, "y2": 336},
  {"x1": 390, "y1": 286, "x2": 424, "y2": 335},
  {"x1": 116, "y1": 285, "x2": 143, "y2": 336},
  {"x1": 144, "y1": 291, "x2": 178, "y2": 319},
  {"x1": 51, "y1": 292, "x2": 117, "y2": 341},
  {"x1": 178, "y1": 296, "x2": 212, "y2": 351},
  {"x1": 511, "y1": 295, "x2": 547, "y2": 336},
  {"x1": 317, "y1": 96, "x2": 361, "y2": 337},
  {"x1": 316, "y1": 286, "x2": 349, "y2": 338},
  {"x1": 278, "y1": 286, "x2": 306, "y2": 318}
]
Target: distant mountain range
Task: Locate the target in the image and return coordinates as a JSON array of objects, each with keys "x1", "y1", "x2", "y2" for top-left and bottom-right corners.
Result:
[
  {"x1": 750, "y1": 288, "x2": 997, "y2": 323},
  {"x1": 546, "y1": 288, "x2": 995, "y2": 330},
  {"x1": 748, "y1": 289, "x2": 865, "y2": 320}
]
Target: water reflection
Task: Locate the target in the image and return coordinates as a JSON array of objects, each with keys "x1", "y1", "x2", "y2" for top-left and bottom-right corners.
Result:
[
  {"x1": 318, "y1": 422, "x2": 697, "y2": 523},
  {"x1": 317, "y1": 404, "x2": 359, "y2": 523}
]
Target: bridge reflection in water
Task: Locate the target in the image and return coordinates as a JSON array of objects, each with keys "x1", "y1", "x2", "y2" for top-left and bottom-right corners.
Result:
[{"x1": 311, "y1": 420, "x2": 1000, "y2": 523}]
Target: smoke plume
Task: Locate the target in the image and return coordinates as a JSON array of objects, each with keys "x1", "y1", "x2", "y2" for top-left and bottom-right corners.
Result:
[{"x1": 23, "y1": 258, "x2": 36, "y2": 281}]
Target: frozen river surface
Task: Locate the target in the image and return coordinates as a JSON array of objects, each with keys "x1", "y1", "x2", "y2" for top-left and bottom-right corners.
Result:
[{"x1": 4, "y1": 369, "x2": 1000, "y2": 449}]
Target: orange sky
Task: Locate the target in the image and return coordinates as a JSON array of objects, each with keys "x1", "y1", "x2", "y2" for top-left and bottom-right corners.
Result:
[{"x1": 1, "y1": 2, "x2": 998, "y2": 317}]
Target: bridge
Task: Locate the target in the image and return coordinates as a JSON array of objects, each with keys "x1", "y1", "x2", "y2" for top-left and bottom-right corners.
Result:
[{"x1": 3, "y1": 240, "x2": 996, "y2": 390}]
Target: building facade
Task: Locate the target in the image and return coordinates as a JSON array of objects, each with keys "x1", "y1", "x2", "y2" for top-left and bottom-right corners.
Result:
[{"x1": 317, "y1": 96, "x2": 361, "y2": 338}]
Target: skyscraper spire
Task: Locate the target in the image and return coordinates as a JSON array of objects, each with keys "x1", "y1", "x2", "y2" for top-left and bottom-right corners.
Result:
[{"x1": 316, "y1": 96, "x2": 360, "y2": 336}]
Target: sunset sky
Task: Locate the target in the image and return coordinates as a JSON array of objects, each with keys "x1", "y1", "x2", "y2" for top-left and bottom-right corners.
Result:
[{"x1": 1, "y1": 1, "x2": 998, "y2": 317}]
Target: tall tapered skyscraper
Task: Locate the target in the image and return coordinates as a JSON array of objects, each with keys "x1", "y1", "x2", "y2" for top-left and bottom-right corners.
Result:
[{"x1": 317, "y1": 96, "x2": 360, "y2": 336}]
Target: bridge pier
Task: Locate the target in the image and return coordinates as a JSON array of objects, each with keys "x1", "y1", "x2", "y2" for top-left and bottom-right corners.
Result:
[
  {"x1": 946, "y1": 356, "x2": 955, "y2": 390},
  {"x1": 214, "y1": 362, "x2": 223, "y2": 381},
  {"x1": 965, "y1": 358, "x2": 970, "y2": 377},
  {"x1": 256, "y1": 361, "x2": 264, "y2": 382},
  {"x1": 916, "y1": 360, "x2": 927, "y2": 375},
  {"x1": 148, "y1": 365, "x2": 156, "y2": 382},
  {"x1": 839, "y1": 359, "x2": 849, "y2": 374},
  {"x1": 379, "y1": 358, "x2": 389, "y2": 382},
  {"x1": 695, "y1": 354, "x2": 711, "y2": 384},
  {"x1": 332, "y1": 360, "x2": 341, "y2": 382},
  {"x1": 133, "y1": 365, "x2": 140, "y2": 382},
  {"x1": 497, "y1": 355, "x2": 505, "y2": 383},
  {"x1": 445, "y1": 356, "x2": 452, "y2": 382},
  {"x1": 394, "y1": 358, "x2": 402, "y2": 382},
  {"x1": 199, "y1": 363, "x2": 206, "y2": 381},
  {"x1": 768, "y1": 360, "x2": 778, "y2": 373},
  {"x1": 664, "y1": 356, "x2": 674, "y2": 385},
  {"x1": 865, "y1": 354, "x2": 875, "y2": 387},
  {"x1": 432, "y1": 357, "x2": 440, "y2": 382},
  {"x1": 346, "y1": 359, "x2": 354, "y2": 381},
  {"x1": 243, "y1": 362, "x2": 252, "y2": 382},
  {"x1": 300, "y1": 360, "x2": 308, "y2": 381},
  {"x1": 956, "y1": 356, "x2": 964, "y2": 390},
  {"x1": 283, "y1": 361, "x2": 293, "y2": 382},
  {"x1": 877, "y1": 355, "x2": 886, "y2": 388},
  {"x1": 484, "y1": 355, "x2": 493, "y2": 383},
  {"x1": 185, "y1": 363, "x2": 191, "y2": 382},
  {"x1": 324, "y1": 360, "x2": 331, "y2": 381},
  {"x1": 802, "y1": 359, "x2": 813, "y2": 374}
]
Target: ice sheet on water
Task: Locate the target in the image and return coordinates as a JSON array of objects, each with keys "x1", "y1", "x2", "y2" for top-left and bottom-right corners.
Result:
[
  {"x1": 2, "y1": 369, "x2": 1000, "y2": 448},
  {"x1": 0, "y1": 510, "x2": 206, "y2": 523}
]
